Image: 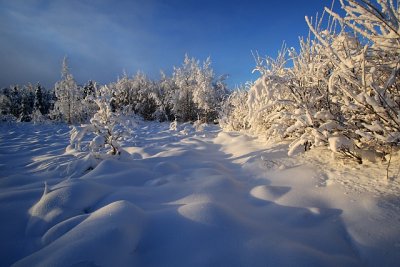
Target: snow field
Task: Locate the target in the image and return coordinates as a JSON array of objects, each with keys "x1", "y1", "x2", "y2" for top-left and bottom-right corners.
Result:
[{"x1": 0, "y1": 122, "x2": 399, "y2": 266}]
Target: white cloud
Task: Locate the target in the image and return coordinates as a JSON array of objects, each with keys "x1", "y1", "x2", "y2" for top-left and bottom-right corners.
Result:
[{"x1": 0, "y1": 0, "x2": 166, "y2": 87}]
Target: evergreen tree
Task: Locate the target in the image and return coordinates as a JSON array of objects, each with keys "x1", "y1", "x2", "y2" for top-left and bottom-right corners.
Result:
[
  {"x1": 34, "y1": 83, "x2": 44, "y2": 114},
  {"x1": 10, "y1": 86, "x2": 21, "y2": 118},
  {"x1": 0, "y1": 90, "x2": 11, "y2": 116},
  {"x1": 83, "y1": 80, "x2": 96, "y2": 99},
  {"x1": 19, "y1": 97, "x2": 31, "y2": 122}
]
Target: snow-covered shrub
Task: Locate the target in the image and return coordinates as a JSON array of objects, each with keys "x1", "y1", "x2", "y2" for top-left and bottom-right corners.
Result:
[
  {"x1": 246, "y1": 47, "x2": 296, "y2": 139},
  {"x1": 306, "y1": 0, "x2": 400, "y2": 158},
  {"x1": 221, "y1": 0, "x2": 399, "y2": 162},
  {"x1": 219, "y1": 85, "x2": 250, "y2": 131},
  {"x1": 283, "y1": 34, "x2": 341, "y2": 153},
  {"x1": 328, "y1": 135, "x2": 363, "y2": 163},
  {"x1": 69, "y1": 85, "x2": 134, "y2": 158}
]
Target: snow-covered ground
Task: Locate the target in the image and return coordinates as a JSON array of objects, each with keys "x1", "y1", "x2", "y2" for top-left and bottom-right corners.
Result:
[{"x1": 0, "y1": 122, "x2": 399, "y2": 267}]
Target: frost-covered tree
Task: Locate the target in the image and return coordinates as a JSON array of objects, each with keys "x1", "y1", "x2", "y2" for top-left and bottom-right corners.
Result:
[
  {"x1": 113, "y1": 72, "x2": 135, "y2": 111},
  {"x1": 172, "y1": 54, "x2": 199, "y2": 121},
  {"x1": 213, "y1": 74, "x2": 230, "y2": 113},
  {"x1": 81, "y1": 80, "x2": 99, "y2": 121},
  {"x1": 83, "y1": 80, "x2": 96, "y2": 99},
  {"x1": 152, "y1": 71, "x2": 177, "y2": 121},
  {"x1": 31, "y1": 83, "x2": 45, "y2": 122},
  {"x1": 111, "y1": 71, "x2": 157, "y2": 120},
  {"x1": 16, "y1": 83, "x2": 35, "y2": 122},
  {"x1": 219, "y1": 84, "x2": 250, "y2": 131},
  {"x1": 173, "y1": 54, "x2": 227, "y2": 122},
  {"x1": 133, "y1": 71, "x2": 157, "y2": 120},
  {"x1": 54, "y1": 57, "x2": 84, "y2": 124},
  {"x1": 0, "y1": 83, "x2": 55, "y2": 121},
  {"x1": 18, "y1": 96, "x2": 31, "y2": 122},
  {"x1": 192, "y1": 57, "x2": 216, "y2": 121},
  {"x1": 34, "y1": 83, "x2": 45, "y2": 113}
]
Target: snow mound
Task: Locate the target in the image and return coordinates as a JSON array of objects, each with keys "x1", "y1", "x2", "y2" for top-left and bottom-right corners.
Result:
[
  {"x1": 65, "y1": 153, "x2": 101, "y2": 177},
  {"x1": 250, "y1": 185, "x2": 291, "y2": 201},
  {"x1": 152, "y1": 161, "x2": 181, "y2": 173},
  {"x1": 178, "y1": 201, "x2": 242, "y2": 228},
  {"x1": 42, "y1": 214, "x2": 89, "y2": 246},
  {"x1": 26, "y1": 180, "x2": 111, "y2": 236},
  {"x1": 15, "y1": 200, "x2": 145, "y2": 267}
]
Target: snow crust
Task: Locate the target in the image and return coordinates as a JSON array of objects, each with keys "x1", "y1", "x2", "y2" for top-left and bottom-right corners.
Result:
[{"x1": 0, "y1": 122, "x2": 399, "y2": 266}]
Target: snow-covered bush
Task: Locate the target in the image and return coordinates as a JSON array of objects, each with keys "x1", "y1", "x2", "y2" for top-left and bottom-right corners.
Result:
[
  {"x1": 69, "y1": 85, "x2": 134, "y2": 158},
  {"x1": 219, "y1": 85, "x2": 250, "y2": 131},
  {"x1": 220, "y1": 0, "x2": 399, "y2": 163},
  {"x1": 306, "y1": 0, "x2": 400, "y2": 159},
  {"x1": 246, "y1": 47, "x2": 296, "y2": 139}
]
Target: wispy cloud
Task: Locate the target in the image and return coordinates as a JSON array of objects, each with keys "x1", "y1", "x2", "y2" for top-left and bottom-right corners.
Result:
[
  {"x1": 0, "y1": 0, "x2": 331, "y2": 88},
  {"x1": 0, "y1": 0, "x2": 165, "y2": 87}
]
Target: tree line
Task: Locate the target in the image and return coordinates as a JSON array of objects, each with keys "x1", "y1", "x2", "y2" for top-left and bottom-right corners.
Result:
[{"x1": 0, "y1": 54, "x2": 229, "y2": 124}]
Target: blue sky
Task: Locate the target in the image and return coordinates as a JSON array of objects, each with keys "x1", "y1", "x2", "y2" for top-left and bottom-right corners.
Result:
[{"x1": 0, "y1": 0, "x2": 336, "y2": 89}]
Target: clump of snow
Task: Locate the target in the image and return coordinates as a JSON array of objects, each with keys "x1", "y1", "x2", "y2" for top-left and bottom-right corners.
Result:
[
  {"x1": 65, "y1": 153, "x2": 101, "y2": 177},
  {"x1": 328, "y1": 136, "x2": 354, "y2": 153},
  {"x1": 169, "y1": 119, "x2": 178, "y2": 131}
]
